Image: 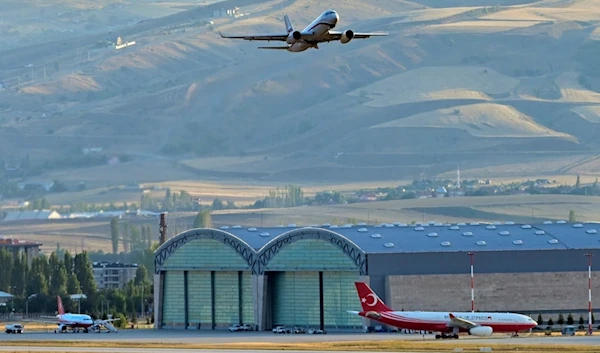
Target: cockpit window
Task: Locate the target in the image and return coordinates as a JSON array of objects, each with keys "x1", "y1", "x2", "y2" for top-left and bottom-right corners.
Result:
[{"x1": 324, "y1": 11, "x2": 334, "y2": 16}]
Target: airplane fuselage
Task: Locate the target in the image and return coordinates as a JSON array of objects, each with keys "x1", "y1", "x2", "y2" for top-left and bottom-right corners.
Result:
[
  {"x1": 57, "y1": 313, "x2": 94, "y2": 328},
  {"x1": 288, "y1": 10, "x2": 339, "y2": 52},
  {"x1": 360, "y1": 311, "x2": 538, "y2": 333}
]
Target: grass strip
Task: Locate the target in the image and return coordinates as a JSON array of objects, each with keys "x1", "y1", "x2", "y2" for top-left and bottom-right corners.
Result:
[{"x1": 2, "y1": 340, "x2": 600, "y2": 352}]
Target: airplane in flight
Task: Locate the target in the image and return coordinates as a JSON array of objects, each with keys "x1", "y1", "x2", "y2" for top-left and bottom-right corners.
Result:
[
  {"x1": 349, "y1": 282, "x2": 538, "y2": 339},
  {"x1": 27, "y1": 296, "x2": 119, "y2": 333},
  {"x1": 219, "y1": 10, "x2": 388, "y2": 52}
]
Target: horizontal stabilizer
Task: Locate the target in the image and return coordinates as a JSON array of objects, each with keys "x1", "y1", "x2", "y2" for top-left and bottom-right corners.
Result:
[
  {"x1": 257, "y1": 46, "x2": 289, "y2": 50},
  {"x1": 347, "y1": 310, "x2": 360, "y2": 315}
]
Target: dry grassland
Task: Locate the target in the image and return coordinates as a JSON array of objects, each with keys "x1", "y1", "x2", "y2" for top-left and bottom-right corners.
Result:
[
  {"x1": 372, "y1": 103, "x2": 573, "y2": 138},
  {"x1": 348, "y1": 66, "x2": 519, "y2": 107},
  {"x1": 213, "y1": 194, "x2": 600, "y2": 226},
  {"x1": 571, "y1": 106, "x2": 600, "y2": 123}
]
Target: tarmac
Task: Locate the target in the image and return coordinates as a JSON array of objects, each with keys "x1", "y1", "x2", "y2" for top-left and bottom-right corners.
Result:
[{"x1": 2, "y1": 329, "x2": 600, "y2": 352}]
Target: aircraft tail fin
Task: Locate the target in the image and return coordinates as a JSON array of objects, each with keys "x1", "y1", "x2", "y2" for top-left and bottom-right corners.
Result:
[
  {"x1": 57, "y1": 295, "x2": 65, "y2": 315},
  {"x1": 284, "y1": 15, "x2": 293, "y2": 33},
  {"x1": 355, "y1": 282, "x2": 393, "y2": 312}
]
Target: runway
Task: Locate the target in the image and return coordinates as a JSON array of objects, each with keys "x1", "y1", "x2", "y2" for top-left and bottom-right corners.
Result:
[{"x1": 2, "y1": 330, "x2": 600, "y2": 352}]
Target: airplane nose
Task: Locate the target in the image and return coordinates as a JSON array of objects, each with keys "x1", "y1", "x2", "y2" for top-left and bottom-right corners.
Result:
[{"x1": 334, "y1": 12, "x2": 339, "y2": 22}]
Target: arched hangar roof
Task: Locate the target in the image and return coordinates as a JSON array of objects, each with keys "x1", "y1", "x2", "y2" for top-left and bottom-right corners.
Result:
[
  {"x1": 153, "y1": 226, "x2": 367, "y2": 275},
  {"x1": 154, "y1": 221, "x2": 600, "y2": 275}
]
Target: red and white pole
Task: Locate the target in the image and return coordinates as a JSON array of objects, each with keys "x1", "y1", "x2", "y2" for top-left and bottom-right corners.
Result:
[
  {"x1": 468, "y1": 252, "x2": 475, "y2": 312},
  {"x1": 585, "y1": 253, "x2": 594, "y2": 335}
]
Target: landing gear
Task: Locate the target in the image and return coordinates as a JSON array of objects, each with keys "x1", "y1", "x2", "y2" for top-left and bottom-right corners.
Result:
[
  {"x1": 511, "y1": 332, "x2": 519, "y2": 337},
  {"x1": 435, "y1": 333, "x2": 459, "y2": 339}
]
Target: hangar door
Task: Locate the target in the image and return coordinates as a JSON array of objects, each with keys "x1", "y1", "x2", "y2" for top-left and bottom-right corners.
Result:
[
  {"x1": 271, "y1": 271, "x2": 320, "y2": 328},
  {"x1": 270, "y1": 271, "x2": 362, "y2": 330},
  {"x1": 162, "y1": 270, "x2": 254, "y2": 329},
  {"x1": 322, "y1": 271, "x2": 363, "y2": 329}
]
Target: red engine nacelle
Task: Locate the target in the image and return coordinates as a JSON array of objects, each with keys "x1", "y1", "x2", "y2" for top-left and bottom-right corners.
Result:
[{"x1": 340, "y1": 30, "x2": 354, "y2": 44}]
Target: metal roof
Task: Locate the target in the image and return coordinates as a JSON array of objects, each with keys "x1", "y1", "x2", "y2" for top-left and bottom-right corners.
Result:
[{"x1": 220, "y1": 221, "x2": 600, "y2": 254}]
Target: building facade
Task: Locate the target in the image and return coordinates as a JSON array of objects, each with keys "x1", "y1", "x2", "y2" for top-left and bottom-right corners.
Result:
[
  {"x1": 153, "y1": 221, "x2": 600, "y2": 331},
  {"x1": 93, "y1": 262, "x2": 138, "y2": 290},
  {"x1": 0, "y1": 237, "x2": 42, "y2": 266}
]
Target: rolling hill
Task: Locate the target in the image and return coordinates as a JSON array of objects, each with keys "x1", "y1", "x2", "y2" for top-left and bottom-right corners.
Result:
[{"x1": 0, "y1": 0, "x2": 599, "y2": 187}]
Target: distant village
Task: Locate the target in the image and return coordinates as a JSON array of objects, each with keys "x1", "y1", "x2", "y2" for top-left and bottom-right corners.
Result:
[{"x1": 0, "y1": 167, "x2": 597, "y2": 223}]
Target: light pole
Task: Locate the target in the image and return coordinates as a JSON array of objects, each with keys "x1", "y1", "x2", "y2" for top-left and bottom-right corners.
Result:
[
  {"x1": 468, "y1": 252, "x2": 475, "y2": 312},
  {"x1": 585, "y1": 253, "x2": 594, "y2": 335}
]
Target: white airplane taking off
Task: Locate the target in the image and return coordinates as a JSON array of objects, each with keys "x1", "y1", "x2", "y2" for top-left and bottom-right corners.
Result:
[{"x1": 219, "y1": 10, "x2": 388, "y2": 52}]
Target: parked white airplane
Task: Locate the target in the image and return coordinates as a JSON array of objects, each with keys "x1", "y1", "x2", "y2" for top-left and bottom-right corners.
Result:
[
  {"x1": 349, "y1": 282, "x2": 538, "y2": 339},
  {"x1": 219, "y1": 10, "x2": 388, "y2": 52},
  {"x1": 27, "y1": 296, "x2": 119, "y2": 333}
]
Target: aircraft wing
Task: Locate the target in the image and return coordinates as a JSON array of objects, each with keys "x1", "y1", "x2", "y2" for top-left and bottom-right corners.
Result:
[
  {"x1": 448, "y1": 313, "x2": 478, "y2": 329},
  {"x1": 219, "y1": 31, "x2": 288, "y2": 42},
  {"x1": 320, "y1": 31, "x2": 388, "y2": 42}
]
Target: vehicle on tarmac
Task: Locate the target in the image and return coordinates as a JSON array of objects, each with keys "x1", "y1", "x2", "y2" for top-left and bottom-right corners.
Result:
[
  {"x1": 5, "y1": 324, "x2": 24, "y2": 334},
  {"x1": 272, "y1": 325, "x2": 291, "y2": 333},
  {"x1": 229, "y1": 324, "x2": 251, "y2": 332}
]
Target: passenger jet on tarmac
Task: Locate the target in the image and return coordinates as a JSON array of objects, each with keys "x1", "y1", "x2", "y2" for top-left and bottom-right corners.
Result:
[
  {"x1": 26, "y1": 296, "x2": 119, "y2": 333},
  {"x1": 219, "y1": 10, "x2": 388, "y2": 52},
  {"x1": 349, "y1": 282, "x2": 538, "y2": 339}
]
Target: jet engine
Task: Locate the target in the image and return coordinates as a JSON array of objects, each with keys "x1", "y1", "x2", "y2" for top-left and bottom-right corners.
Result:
[
  {"x1": 365, "y1": 311, "x2": 382, "y2": 319},
  {"x1": 468, "y1": 326, "x2": 493, "y2": 337},
  {"x1": 286, "y1": 31, "x2": 302, "y2": 44},
  {"x1": 340, "y1": 30, "x2": 354, "y2": 44}
]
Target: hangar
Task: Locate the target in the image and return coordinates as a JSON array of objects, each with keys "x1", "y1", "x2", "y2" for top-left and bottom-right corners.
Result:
[{"x1": 153, "y1": 221, "x2": 600, "y2": 331}]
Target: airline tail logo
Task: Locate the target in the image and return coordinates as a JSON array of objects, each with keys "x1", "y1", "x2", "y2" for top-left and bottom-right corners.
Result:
[
  {"x1": 57, "y1": 295, "x2": 65, "y2": 315},
  {"x1": 284, "y1": 15, "x2": 293, "y2": 33},
  {"x1": 355, "y1": 282, "x2": 392, "y2": 312}
]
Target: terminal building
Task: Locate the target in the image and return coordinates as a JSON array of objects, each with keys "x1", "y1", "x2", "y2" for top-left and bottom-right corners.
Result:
[{"x1": 153, "y1": 221, "x2": 600, "y2": 331}]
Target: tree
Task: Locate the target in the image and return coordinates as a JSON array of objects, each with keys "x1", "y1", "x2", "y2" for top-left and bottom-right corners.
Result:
[
  {"x1": 48, "y1": 252, "x2": 67, "y2": 296},
  {"x1": 134, "y1": 265, "x2": 149, "y2": 287},
  {"x1": 193, "y1": 210, "x2": 212, "y2": 228},
  {"x1": 121, "y1": 223, "x2": 130, "y2": 253},
  {"x1": 537, "y1": 313, "x2": 544, "y2": 326},
  {"x1": 0, "y1": 248, "x2": 14, "y2": 292},
  {"x1": 547, "y1": 318, "x2": 554, "y2": 326},
  {"x1": 11, "y1": 252, "x2": 28, "y2": 297},
  {"x1": 74, "y1": 252, "x2": 97, "y2": 296},
  {"x1": 569, "y1": 210, "x2": 576, "y2": 223},
  {"x1": 211, "y1": 198, "x2": 224, "y2": 210},
  {"x1": 575, "y1": 174, "x2": 581, "y2": 188},
  {"x1": 579, "y1": 315, "x2": 585, "y2": 326},
  {"x1": 64, "y1": 251, "x2": 74, "y2": 275},
  {"x1": 110, "y1": 217, "x2": 120, "y2": 254},
  {"x1": 193, "y1": 212, "x2": 203, "y2": 228},
  {"x1": 67, "y1": 273, "x2": 81, "y2": 294},
  {"x1": 27, "y1": 272, "x2": 49, "y2": 296},
  {"x1": 130, "y1": 225, "x2": 143, "y2": 252},
  {"x1": 557, "y1": 313, "x2": 565, "y2": 326},
  {"x1": 567, "y1": 313, "x2": 574, "y2": 325}
]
